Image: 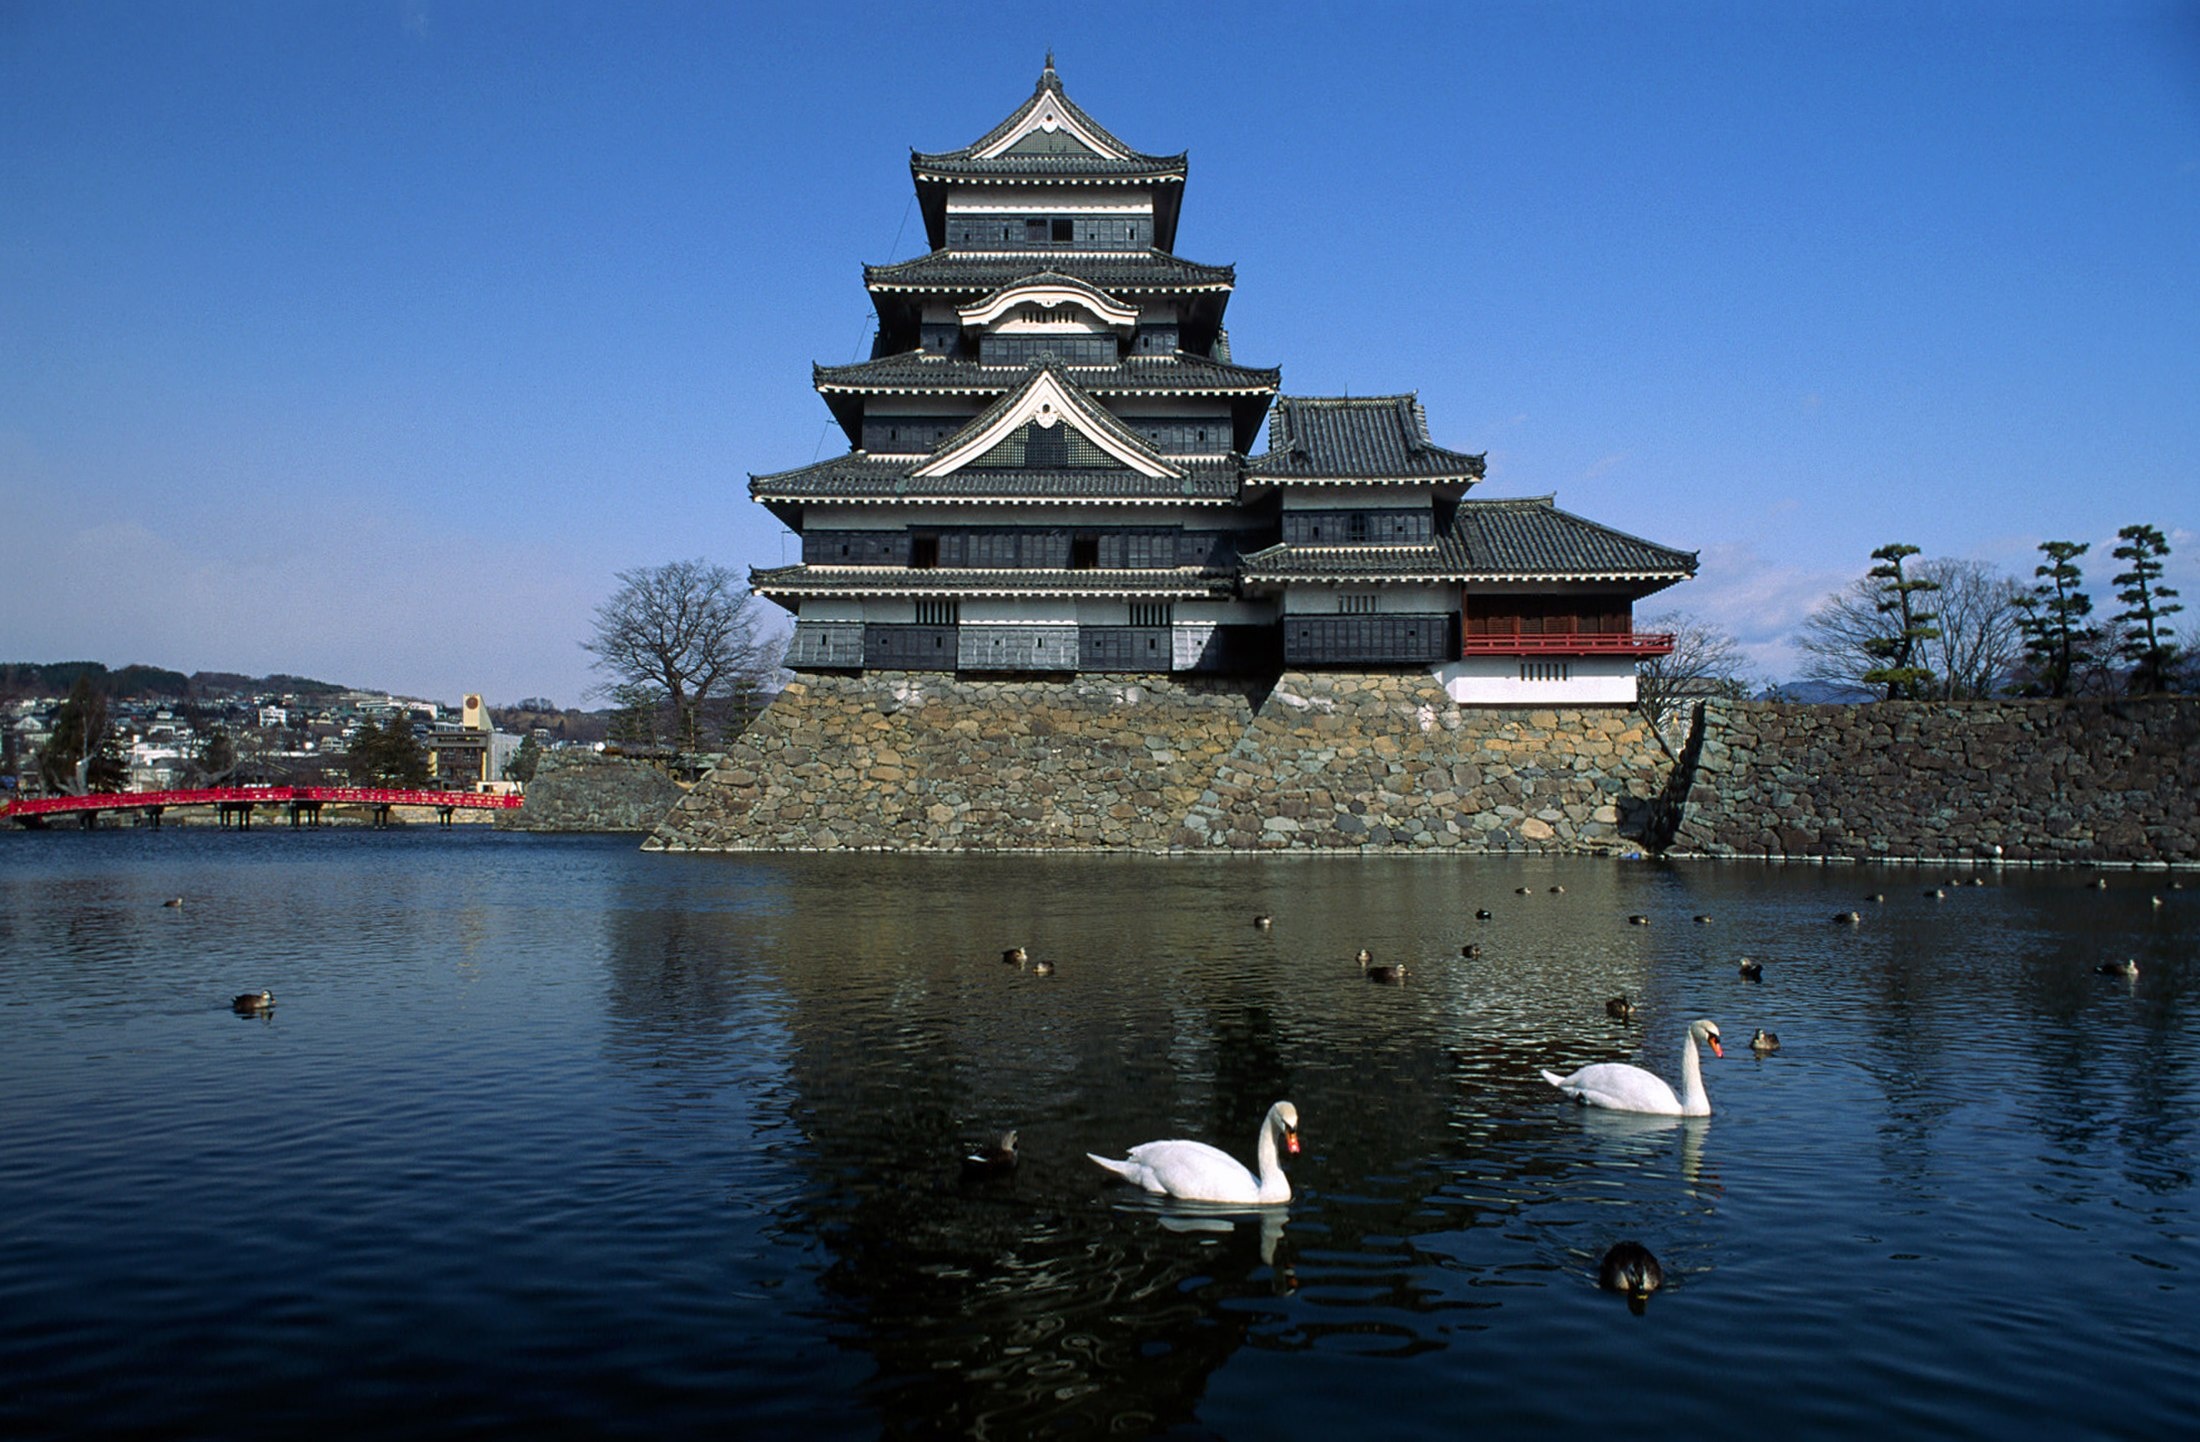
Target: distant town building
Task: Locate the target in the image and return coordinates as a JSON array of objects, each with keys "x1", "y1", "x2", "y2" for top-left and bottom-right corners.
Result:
[
  {"x1": 427, "y1": 693, "x2": 523, "y2": 791},
  {"x1": 748, "y1": 61, "x2": 1695, "y2": 704}
]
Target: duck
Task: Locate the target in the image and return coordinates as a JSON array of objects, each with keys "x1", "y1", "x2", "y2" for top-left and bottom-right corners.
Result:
[
  {"x1": 1693, "y1": 914, "x2": 1714, "y2": 924},
  {"x1": 1515, "y1": 886, "x2": 1533, "y2": 895},
  {"x1": 1364, "y1": 961, "x2": 1408, "y2": 985},
  {"x1": 1460, "y1": 943, "x2": 1482, "y2": 959},
  {"x1": 1253, "y1": 914, "x2": 1274, "y2": 930},
  {"x1": 1002, "y1": 946, "x2": 1028, "y2": 966},
  {"x1": 1599, "y1": 1240, "x2": 1664, "y2": 1300},
  {"x1": 1543, "y1": 1018, "x2": 1722, "y2": 1117},
  {"x1": 231, "y1": 990, "x2": 273, "y2": 1015},
  {"x1": 1750, "y1": 1028, "x2": 1781, "y2": 1054},
  {"x1": 962, "y1": 1130, "x2": 1019, "y2": 1181},
  {"x1": 1549, "y1": 885, "x2": 1566, "y2": 894},
  {"x1": 1605, "y1": 994, "x2": 1636, "y2": 1021},
  {"x1": 1968, "y1": 877, "x2": 1985, "y2": 888},
  {"x1": 1354, "y1": 948, "x2": 1374, "y2": 966},
  {"x1": 162, "y1": 897, "x2": 184, "y2": 908},
  {"x1": 2096, "y1": 959, "x2": 2139, "y2": 978},
  {"x1": 1925, "y1": 887, "x2": 1947, "y2": 900},
  {"x1": 1738, "y1": 957, "x2": 1764, "y2": 982},
  {"x1": 1030, "y1": 958, "x2": 1055, "y2": 976},
  {"x1": 2151, "y1": 895, "x2": 2165, "y2": 909},
  {"x1": 2092, "y1": 877, "x2": 2111, "y2": 890},
  {"x1": 1475, "y1": 908, "x2": 1493, "y2": 920},
  {"x1": 1864, "y1": 893, "x2": 1885, "y2": 903},
  {"x1": 1627, "y1": 914, "x2": 1650, "y2": 926},
  {"x1": 1833, "y1": 911, "x2": 1863, "y2": 925},
  {"x1": 1087, "y1": 1100, "x2": 1300, "y2": 1205}
]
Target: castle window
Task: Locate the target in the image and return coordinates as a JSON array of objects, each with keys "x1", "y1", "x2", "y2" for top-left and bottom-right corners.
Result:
[
  {"x1": 910, "y1": 534, "x2": 939, "y2": 569},
  {"x1": 1340, "y1": 592, "x2": 1378, "y2": 614},
  {"x1": 1025, "y1": 217, "x2": 1048, "y2": 244},
  {"x1": 915, "y1": 599, "x2": 958, "y2": 625},
  {"x1": 1129, "y1": 601, "x2": 1173, "y2": 627},
  {"x1": 1052, "y1": 218, "x2": 1073, "y2": 243},
  {"x1": 1070, "y1": 534, "x2": 1100, "y2": 569},
  {"x1": 1520, "y1": 660, "x2": 1572, "y2": 683}
]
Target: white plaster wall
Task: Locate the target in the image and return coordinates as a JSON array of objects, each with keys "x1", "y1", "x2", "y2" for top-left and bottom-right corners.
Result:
[
  {"x1": 1282, "y1": 583, "x2": 1453, "y2": 614},
  {"x1": 1177, "y1": 599, "x2": 1272, "y2": 624},
  {"x1": 799, "y1": 598, "x2": 873, "y2": 623},
  {"x1": 1432, "y1": 656, "x2": 1640, "y2": 706},
  {"x1": 946, "y1": 188, "x2": 1151, "y2": 214},
  {"x1": 961, "y1": 597, "x2": 1079, "y2": 625}
]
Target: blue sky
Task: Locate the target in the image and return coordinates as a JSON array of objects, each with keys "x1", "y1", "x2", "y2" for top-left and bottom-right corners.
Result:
[{"x1": 4, "y1": 0, "x2": 2196, "y2": 707}]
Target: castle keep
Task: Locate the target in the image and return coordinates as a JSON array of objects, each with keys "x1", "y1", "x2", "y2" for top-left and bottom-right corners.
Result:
[{"x1": 750, "y1": 61, "x2": 1697, "y2": 706}]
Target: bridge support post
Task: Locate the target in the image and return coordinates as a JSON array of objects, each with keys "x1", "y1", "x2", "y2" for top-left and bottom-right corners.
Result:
[{"x1": 147, "y1": 806, "x2": 163, "y2": 829}]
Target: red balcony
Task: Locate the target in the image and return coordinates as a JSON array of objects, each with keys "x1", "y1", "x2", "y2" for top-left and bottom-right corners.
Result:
[{"x1": 1457, "y1": 631, "x2": 1675, "y2": 658}]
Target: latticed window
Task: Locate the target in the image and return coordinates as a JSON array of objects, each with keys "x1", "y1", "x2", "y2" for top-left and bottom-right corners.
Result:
[
  {"x1": 915, "y1": 599, "x2": 959, "y2": 626},
  {"x1": 1519, "y1": 660, "x2": 1572, "y2": 682},
  {"x1": 1339, "y1": 593, "x2": 1378, "y2": 615},
  {"x1": 1128, "y1": 601, "x2": 1173, "y2": 627}
]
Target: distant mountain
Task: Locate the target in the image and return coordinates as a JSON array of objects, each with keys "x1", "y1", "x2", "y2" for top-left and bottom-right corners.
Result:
[
  {"x1": 1761, "y1": 680, "x2": 1876, "y2": 703},
  {"x1": 2, "y1": 661, "x2": 354, "y2": 704}
]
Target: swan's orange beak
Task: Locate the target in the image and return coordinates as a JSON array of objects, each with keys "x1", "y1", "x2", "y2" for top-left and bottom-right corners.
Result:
[
  {"x1": 1285, "y1": 1129, "x2": 1300, "y2": 1155},
  {"x1": 1708, "y1": 1036, "x2": 1723, "y2": 1058}
]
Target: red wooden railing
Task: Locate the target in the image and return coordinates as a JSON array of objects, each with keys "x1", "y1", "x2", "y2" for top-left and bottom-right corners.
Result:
[
  {"x1": 2, "y1": 785, "x2": 522, "y2": 819},
  {"x1": 1456, "y1": 631, "x2": 1676, "y2": 657}
]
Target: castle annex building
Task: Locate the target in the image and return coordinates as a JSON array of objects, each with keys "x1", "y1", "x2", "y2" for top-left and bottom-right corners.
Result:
[{"x1": 751, "y1": 62, "x2": 1695, "y2": 705}]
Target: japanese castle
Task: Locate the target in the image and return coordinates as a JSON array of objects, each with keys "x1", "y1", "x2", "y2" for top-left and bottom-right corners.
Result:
[{"x1": 752, "y1": 61, "x2": 1695, "y2": 705}]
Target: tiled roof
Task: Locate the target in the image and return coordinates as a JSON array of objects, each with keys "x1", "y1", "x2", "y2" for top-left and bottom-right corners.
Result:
[
  {"x1": 1246, "y1": 395, "x2": 1486, "y2": 481},
  {"x1": 866, "y1": 251, "x2": 1233, "y2": 294},
  {"x1": 749, "y1": 456, "x2": 1241, "y2": 505},
  {"x1": 911, "y1": 61, "x2": 1183, "y2": 179},
  {"x1": 815, "y1": 353, "x2": 1280, "y2": 395},
  {"x1": 751, "y1": 565, "x2": 1232, "y2": 598},
  {"x1": 1238, "y1": 497, "x2": 1697, "y2": 582}
]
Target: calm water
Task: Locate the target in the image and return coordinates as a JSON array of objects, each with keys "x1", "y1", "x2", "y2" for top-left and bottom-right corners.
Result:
[{"x1": 2, "y1": 829, "x2": 2195, "y2": 1439}]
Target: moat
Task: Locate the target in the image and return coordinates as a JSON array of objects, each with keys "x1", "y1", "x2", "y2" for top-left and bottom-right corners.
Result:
[{"x1": 2, "y1": 829, "x2": 2193, "y2": 1438}]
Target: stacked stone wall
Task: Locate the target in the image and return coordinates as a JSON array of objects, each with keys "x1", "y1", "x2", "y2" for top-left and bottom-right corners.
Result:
[
  {"x1": 646, "y1": 670, "x2": 1671, "y2": 853},
  {"x1": 1667, "y1": 697, "x2": 2200, "y2": 864},
  {"x1": 1171, "y1": 672, "x2": 1668, "y2": 852},
  {"x1": 646, "y1": 672, "x2": 1263, "y2": 852},
  {"x1": 499, "y1": 750, "x2": 690, "y2": 834}
]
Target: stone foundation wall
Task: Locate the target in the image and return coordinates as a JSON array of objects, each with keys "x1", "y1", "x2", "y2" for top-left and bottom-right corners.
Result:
[
  {"x1": 1171, "y1": 672, "x2": 1668, "y2": 852},
  {"x1": 646, "y1": 670, "x2": 1670, "y2": 853},
  {"x1": 499, "y1": 750, "x2": 691, "y2": 833},
  {"x1": 1666, "y1": 697, "x2": 2200, "y2": 864}
]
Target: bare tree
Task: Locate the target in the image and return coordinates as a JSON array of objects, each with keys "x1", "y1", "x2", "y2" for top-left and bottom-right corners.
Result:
[
  {"x1": 1799, "y1": 553, "x2": 2021, "y2": 700},
  {"x1": 582, "y1": 560, "x2": 779, "y2": 752},
  {"x1": 1636, "y1": 611, "x2": 1754, "y2": 752},
  {"x1": 1915, "y1": 558, "x2": 2025, "y2": 699},
  {"x1": 1795, "y1": 575, "x2": 1886, "y2": 694}
]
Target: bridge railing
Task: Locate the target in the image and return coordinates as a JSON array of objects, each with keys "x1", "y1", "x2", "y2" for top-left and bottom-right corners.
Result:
[{"x1": 2, "y1": 785, "x2": 523, "y2": 818}]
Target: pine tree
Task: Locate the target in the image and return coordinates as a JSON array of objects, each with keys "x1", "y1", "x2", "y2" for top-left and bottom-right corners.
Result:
[
  {"x1": 2111, "y1": 524, "x2": 2183, "y2": 693},
  {"x1": 2014, "y1": 540, "x2": 2098, "y2": 698},
  {"x1": 1860, "y1": 544, "x2": 1941, "y2": 700}
]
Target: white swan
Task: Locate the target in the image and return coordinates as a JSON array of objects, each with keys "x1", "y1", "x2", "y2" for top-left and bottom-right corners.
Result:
[
  {"x1": 1543, "y1": 1019, "x2": 1722, "y2": 1117},
  {"x1": 1087, "y1": 1101, "x2": 1300, "y2": 1204}
]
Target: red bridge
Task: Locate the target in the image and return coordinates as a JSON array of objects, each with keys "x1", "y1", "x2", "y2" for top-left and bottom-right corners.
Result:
[{"x1": 2, "y1": 786, "x2": 523, "y2": 828}]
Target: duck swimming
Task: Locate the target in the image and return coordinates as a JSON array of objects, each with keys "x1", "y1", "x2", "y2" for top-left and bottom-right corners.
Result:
[
  {"x1": 1002, "y1": 946, "x2": 1028, "y2": 966},
  {"x1": 1599, "y1": 1240, "x2": 1664, "y2": 1299},
  {"x1": 962, "y1": 1130, "x2": 1019, "y2": 1181},
  {"x1": 1750, "y1": 1028, "x2": 1780, "y2": 1054},
  {"x1": 1605, "y1": 995, "x2": 1636, "y2": 1021},
  {"x1": 1738, "y1": 958, "x2": 1763, "y2": 982},
  {"x1": 2096, "y1": 959, "x2": 2139, "y2": 978},
  {"x1": 231, "y1": 990, "x2": 273, "y2": 1015}
]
